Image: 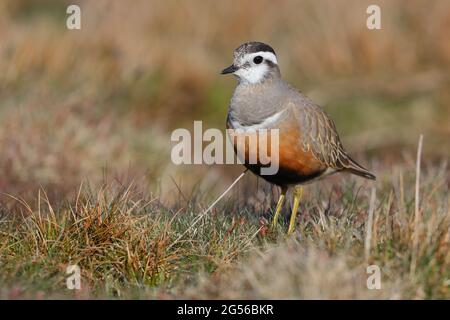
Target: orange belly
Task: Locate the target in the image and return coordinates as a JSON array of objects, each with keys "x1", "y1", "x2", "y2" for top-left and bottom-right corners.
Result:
[{"x1": 227, "y1": 122, "x2": 327, "y2": 186}]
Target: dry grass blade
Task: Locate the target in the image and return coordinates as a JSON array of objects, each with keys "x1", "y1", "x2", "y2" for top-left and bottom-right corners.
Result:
[
  {"x1": 365, "y1": 187, "x2": 377, "y2": 262},
  {"x1": 167, "y1": 170, "x2": 247, "y2": 250},
  {"x1": 410, "y1": 134, "x2": 423, "y2": 276}
]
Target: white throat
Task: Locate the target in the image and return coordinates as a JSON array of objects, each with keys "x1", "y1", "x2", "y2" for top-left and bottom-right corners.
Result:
[
  {"x1": 234, "y1": 51, "x2": 278, "y2": 85},
  {"x1": 234, "y1": 64, "x2": 269, "y2": 84}
]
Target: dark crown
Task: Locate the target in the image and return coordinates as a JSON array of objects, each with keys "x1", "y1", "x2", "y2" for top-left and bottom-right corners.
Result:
[{"x1": 234, "y1": 42, "x2": 276, "y2": 58}]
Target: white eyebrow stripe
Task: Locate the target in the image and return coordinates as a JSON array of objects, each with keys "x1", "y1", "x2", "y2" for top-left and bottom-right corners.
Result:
[{"x1": 247, "y1": 51, "x2": 278, "y2": 64}]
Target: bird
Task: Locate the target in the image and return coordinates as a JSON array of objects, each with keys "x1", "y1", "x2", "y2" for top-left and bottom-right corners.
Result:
[{"x1": 221, "y1": 41, "x2": 376, "y2": 235}]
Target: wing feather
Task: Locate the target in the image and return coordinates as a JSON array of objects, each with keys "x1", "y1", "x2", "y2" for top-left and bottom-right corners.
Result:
[{"x1": 288, "y1": 95, "x2": 375, "y2": 180}]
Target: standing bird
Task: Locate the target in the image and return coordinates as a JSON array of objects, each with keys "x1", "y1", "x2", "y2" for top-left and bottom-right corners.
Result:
[{"x1": 221, "y1": 41, "x2": 375, "y2": 235}]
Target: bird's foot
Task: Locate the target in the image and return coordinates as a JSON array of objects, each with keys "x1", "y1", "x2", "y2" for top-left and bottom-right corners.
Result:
[{"x1": 287, "y1": 185, "x2": 303, "y2": 235}]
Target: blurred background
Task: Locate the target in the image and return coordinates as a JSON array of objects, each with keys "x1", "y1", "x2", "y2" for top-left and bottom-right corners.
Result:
[{"x1": 0, "y1": 0, "x2": 449, "y2": 207}]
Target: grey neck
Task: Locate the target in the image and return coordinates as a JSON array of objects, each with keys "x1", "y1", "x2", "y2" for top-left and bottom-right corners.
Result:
[{"x1": 228, "y1": 74, "x2": 289, "y2": 127}]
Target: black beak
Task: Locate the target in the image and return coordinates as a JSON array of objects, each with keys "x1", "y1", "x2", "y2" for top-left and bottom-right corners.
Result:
[{"x1": 221, "y1": 64, "x2": 238, "y2": 74}]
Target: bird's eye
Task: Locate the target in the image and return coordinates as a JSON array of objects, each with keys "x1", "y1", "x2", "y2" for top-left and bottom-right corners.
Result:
[{"x1": 253, "y1": 56, "x2": 263, "y2": 64}]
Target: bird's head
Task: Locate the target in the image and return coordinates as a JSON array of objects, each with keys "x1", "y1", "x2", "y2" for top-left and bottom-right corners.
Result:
[{"x1": 221, "y1": 42, "x2": 280, "y2": 84}]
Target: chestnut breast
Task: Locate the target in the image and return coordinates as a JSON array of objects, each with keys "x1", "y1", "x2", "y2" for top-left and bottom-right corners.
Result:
[{"x1": 227, "y1": 117, "x2": 327, "y2": 186}]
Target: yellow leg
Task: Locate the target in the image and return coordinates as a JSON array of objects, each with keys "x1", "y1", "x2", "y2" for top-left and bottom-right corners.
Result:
[
  {"x1": 271, "y1": 187, "x2": 287, "y2": 228},
  {"x1": 288, "y1": 186, "x2": 303, "y2": 235}
]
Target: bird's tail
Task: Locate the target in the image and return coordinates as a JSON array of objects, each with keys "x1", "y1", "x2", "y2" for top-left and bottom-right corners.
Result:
[{"x1": 344, "y1": 156, "x2": 376, "y2": 180}]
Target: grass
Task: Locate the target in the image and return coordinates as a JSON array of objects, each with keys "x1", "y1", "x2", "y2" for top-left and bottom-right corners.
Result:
[
  {"x1": 0, "y1": 0, "x2": 449, "y2": 299},
  {"x1": 0, "y1": 157, "x2": 448, "y2": 299},
  {"x1": 0, "y1": 183, "x2": 262, "y2": 298}
]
